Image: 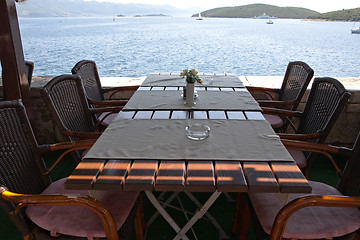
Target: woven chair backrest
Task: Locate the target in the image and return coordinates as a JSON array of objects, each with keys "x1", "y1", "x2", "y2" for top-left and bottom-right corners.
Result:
[
  {"x1": 25, "y1": 60, "x2": 34, "y2": 87},
  {"x1": 298, "y1": 77, "x2": 350, "y2": 144},
  {"x1": 279, "y1": 61, "x2": 314, "y2": 110},
  {"x1": 41, "y1": 74, "x2": 96, "y2": 141},
  {"x1": 72, "y1": 60, "x2": 105, "y2": 103},
  {"x1": 0, "y1": 100, "x2": 48, "y2": 195}
]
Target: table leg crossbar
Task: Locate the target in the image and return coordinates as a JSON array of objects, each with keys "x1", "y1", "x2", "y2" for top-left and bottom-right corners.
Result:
[{"x1": 145, "y1": 191, "x2": 228, "y2": 240}]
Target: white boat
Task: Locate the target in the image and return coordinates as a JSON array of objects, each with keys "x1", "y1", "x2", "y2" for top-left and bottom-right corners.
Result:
[
  {"x1": 351, "y1": 27, "x2": 360, "y2": 34},
  {"x1": 196, "y1": 12, "x2": 203, "y2": 20},
  {"x1": 266, "y1": 20, "x2": 274, "y2": 24},
  {"x1": 252, "y1": 13, "x2": 277, "y2": 19}
]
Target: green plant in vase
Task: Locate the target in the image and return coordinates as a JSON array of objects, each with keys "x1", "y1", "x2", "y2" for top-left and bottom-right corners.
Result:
[
  {"x1": 180, "y1": 69, "x2": 202, "y2": 84},
  {"x1": 180, "y1": 69, "x2": 201, "y2": 106}
]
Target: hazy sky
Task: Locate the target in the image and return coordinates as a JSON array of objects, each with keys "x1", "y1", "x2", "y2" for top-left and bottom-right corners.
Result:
[{"x1": 92, "y1": 0, "x2": 359, "y2": 13}]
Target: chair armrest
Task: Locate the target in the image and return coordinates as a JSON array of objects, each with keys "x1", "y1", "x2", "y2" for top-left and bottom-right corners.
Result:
[
  {"x1": 0, "y1": 187, "x2": 119, "y2": 240},
  {"x1": 102, "y1": 85, "x2": 140, "y2": 93},
  {"x1": 38, "y1": 139, "x2": 97, "y2": 154},
  {"x1": 37, "y1": 139, "x2": 97, "y2": 175},
  {"x1": 258, "y1": 100, "x2": 296, "y2": 108},
  {"x1": 88, "y1": 107, "x2": 122, "y2": 128},
  {"x1": 281, "y1": 139, "x2": 341, "y2": 155},
  {"x1": 261, "y1": 107, "x2": 300, "y2": 117},
  {"x1": 281, "y1": 139, "x2": 343, "y2": 174},
  {"x1": 246, "y1": 86, "x2": 281, "y2": 100},
  {"x1": 102, "y1": 85, "x2": 140, "y2": 100},
  {"x1": 246, "y1": 86, "x2": 280, "y2": 93},
  {"x1": 89, "y1": 99, "x2": 128, "y2": 107},
  {"x1": 278, "y1": 132, "x2": 321, "y2": 141},
  {"x1": 65, "y1": 130, "x2": 101, "y2": 139},
  {"x1": 89, "y1": 106, "x2": 123, "y2": 115},
  {"x1": 262, "y1": 107, "x2": 303, "y2": 132},
  {"x1": 269, "y1": 195, "x2": 360, "y2": 240}
]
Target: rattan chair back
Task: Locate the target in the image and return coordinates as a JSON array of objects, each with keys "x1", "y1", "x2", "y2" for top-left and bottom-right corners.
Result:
[
  {"x1": 71, "y1": 60, "x2": 105, "y2": 103},
  {"x1": 0, "y1": 100, "x2": 50, "y2": 194},
  {"x1": 278, "y1": 61, "x2": 314, "y2": 110},
  {"x1": 25, "y1": 60, "x2": 34, "y2": 87},
  {"x1": 1, "y1": 61, "x2": 34, "y2": 99},
  {"x1": 298, "y1": 77, "x2": 351, "y2": 143},
  {"x1": 41, "y1": 74, "x2": 97, "y2": 142},
  {"x1": 0, "y1": 100, "x2": 51, "y2": 236}
]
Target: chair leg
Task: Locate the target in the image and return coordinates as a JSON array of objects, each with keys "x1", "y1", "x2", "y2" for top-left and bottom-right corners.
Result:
[
  {"x1": 238, "y1": 196, "x2": 251, "y2": 240},
  {"x1": 134, "y1": 193, "x2": 145, "y2": 240},
  {"x1": 232, "y1": 192, "x2": 251, "y2": 240},
  {"x1": 232, "y1": 192, "x2": 244, "y2": 233}
]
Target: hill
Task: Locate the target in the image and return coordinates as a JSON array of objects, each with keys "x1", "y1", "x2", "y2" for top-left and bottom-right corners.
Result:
[
  {"x1": 193, "y1": 4, "x2": 319, "y2": 19},
  {"x1": 308, "y1": 8, "x2": 360, "y2": 21},
  {"x1": 15, "y1": 0, "x2": 196, "y2": 17}
]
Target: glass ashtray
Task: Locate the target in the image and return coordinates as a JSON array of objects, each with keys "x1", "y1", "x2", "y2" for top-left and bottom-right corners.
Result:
[{"x1": 185, "y1": 124, "x2": 210, "y2": 141}]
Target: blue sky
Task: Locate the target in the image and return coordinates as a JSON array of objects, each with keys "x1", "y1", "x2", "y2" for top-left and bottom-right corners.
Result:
[{"x1": 91, "y1": 0, "x2": 359, "y2": 13}]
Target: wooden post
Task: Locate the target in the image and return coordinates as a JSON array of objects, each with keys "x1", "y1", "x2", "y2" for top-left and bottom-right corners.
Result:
[{"x1": 0, "y1": 0, "x2": 34, "y2": 120}]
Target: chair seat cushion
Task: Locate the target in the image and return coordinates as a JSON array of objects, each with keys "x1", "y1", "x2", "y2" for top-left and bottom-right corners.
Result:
[
  {"x1": 250, "y1": 181, "x2": 360, "y2": 239},
  {"x1": 287, "y1": 149, "x2": 307, "y2": 169},
  {"x1": 26, "y1": 178, "x2": 139, "y2": 239},
  {"x1": 263, "y1": 114, "x2": 284, "y2": 129},
  {"x1": 99, "y1": 112, "x2": 117, "y2": 126}
]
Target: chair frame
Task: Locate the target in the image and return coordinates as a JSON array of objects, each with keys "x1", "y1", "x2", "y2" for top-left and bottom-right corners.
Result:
[
  {"x1": 269, "y1": 137, "x2": 360, "y2": 240},
  {"x1": 269, "y1": 195, "x2": 360, "y2": 240},
  {"x1": 263, "y1": 77, "x2": 351, "y2": 175},
  {"x1": 234, "y1": 136, "x2": 360, "y2": 240},
  {"x1": 247, "y1": 61, "x2": 314, "y2": 110},
  {"x1": 0, "y1": 99, "x2": 122, "y2": 240},
  {"x1": 247, "y1": 61, "x2": 314, "y2": 132},
  {"x1": 71, "y1": 60, "x2": 139, "y2": 107},
  {"x1": 41, "y1": 74, "x2": 122, "y2": 141}
]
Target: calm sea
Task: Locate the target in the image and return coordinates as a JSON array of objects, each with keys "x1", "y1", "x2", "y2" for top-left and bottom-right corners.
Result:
[{"x1": 18, "y1": 17, "x2": 360, "y2": 78}]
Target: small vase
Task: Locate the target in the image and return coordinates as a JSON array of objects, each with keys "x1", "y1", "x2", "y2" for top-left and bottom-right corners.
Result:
[{"x1": 185, "y1": 82, "x2": 195, "y2": 106}]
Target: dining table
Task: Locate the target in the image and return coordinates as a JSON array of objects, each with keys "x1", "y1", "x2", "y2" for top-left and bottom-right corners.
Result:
[{"x1": 64, "y1": 73, "x2": 311, "y2": 240}]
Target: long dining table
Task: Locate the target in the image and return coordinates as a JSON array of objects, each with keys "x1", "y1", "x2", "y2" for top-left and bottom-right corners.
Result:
[{"x1": 64, "y1": 73, "x2": 311, "y2": 240}]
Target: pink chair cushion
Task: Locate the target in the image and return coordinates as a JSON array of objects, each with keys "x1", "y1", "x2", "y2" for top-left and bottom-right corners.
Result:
[
  {"x1": 263, "y1": 114, "x2": 284, "y2": 129},
  {"x1": 250, "y1": 181, "x2": 360, "y2": 239},
  {"x1": 26, "y1": 178, "x2": 139, "y2": 239},
  {"x1": 287, "y1": 149, "x2": 307, "y2": 169},
  {"x1": 99, "y1": 112, "x2": 117, "y2": 126}
]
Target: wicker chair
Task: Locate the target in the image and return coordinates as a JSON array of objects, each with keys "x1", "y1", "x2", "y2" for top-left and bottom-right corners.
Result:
[
  {"x1": 262, "y1": 77, "x2": 351, "y2": 177},
  {"x1": 25, "y1": 60, "x2": 34, "y2": 87},
  {"x1": 41, "y1": 75, "x2": 122, "y2": 161},
  {"x1": 1, "y1": 60, "x2": 34, "y2": 99},
  {"x1": 0, "y1": 100, "x2": 140, "y2": 240},
  {"x1": 247, "y1": 61, "x2": 314, "y2": 131},
  {"x1": 243, "y1": 137, "x2": 360, "y2": 240},
  {"x1": 71, "y1": 60, "x2": 139, "y2": 126}
]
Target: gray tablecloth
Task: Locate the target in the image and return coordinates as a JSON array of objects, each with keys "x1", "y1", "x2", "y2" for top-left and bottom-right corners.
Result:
[
  {"x1": 84, "y1": 119, "x2": 293, "y2": 162},
  {"x1": 141, "y1": 74, "x2": 245, "y2": 88},
  {"x1": 123, "y1": 90, "x2": 261, "y2": 111}
]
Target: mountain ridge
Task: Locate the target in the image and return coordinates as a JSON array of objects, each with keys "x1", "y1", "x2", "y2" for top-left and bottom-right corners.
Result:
[
  {"x1": 16, "y1": 0, "x2": 196, "y2": 17},
  {"x1": 194, "y1": 4, "x2": 319, "y2": 19}
]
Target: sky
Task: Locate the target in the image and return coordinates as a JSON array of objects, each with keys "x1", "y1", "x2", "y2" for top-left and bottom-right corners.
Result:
[{"x1": 92, "y1": 0, "x2": 360, "y2": 13}]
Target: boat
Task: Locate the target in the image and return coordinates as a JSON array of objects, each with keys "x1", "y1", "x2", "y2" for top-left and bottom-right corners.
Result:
[
  {"x1": 196, "y1": 12, "x2": 203, "y2": 20},
  {"x1": 266, "y1": 20, "x2": 274, "y2": 24},
  {"x1": 351, "y1": 21, "x2": 360, "y2": 34},
  {"x1": 351, "y1": 27, "x2": 360, "y2": 34},
  {"x1": 252, "y1": 13, "x2": 277, "y2": 19}
]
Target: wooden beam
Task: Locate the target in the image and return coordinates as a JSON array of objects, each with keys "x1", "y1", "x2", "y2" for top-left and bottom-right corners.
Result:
[{"x1": 0, "y1": 0, "x2": 34, "y2": 120}]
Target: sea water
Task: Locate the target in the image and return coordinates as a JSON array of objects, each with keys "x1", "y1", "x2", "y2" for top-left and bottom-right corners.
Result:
[{"x1": 18, "y1": 17, "x2": 360, "y2": 78}]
